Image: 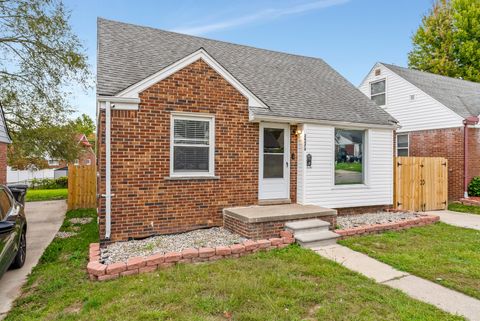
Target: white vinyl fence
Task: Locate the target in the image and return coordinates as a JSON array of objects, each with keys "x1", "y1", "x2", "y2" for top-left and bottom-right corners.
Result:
[{"x1": 7, "y1": 166, "x2": 55, "y2": 184}]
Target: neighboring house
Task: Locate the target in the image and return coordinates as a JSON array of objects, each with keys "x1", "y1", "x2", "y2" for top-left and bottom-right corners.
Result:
[
  {"x1": 359, "y1": 63, "x2": 480, "y2": 201},
  {"x1": 96, "y1": 18, "x2": 397, "y2": 242},
  {"x1": 46, "y1": 133, "x2": 96, "y2": 169},
  {"x1": 0, "y1": 106, "x2": 12, "y2": 184}
]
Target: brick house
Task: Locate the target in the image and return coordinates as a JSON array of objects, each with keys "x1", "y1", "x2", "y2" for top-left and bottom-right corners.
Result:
[
  {"x1": 359, "y1": 63, "x2": 480, "y2": 201},
  {"x1": 47, "y1": 133, "x2": 96, "y2": 169},
  {"x1": 96, "y1": 19, "x2": 397, "y2": 242},
  {"x1": 0, "y1": 106, "x2": 12, "y2": 184}
]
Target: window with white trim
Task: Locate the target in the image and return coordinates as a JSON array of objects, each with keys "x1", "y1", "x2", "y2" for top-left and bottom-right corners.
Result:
[
  {"x1": 335, "y1": 129, "x2": 365, "y2": 185},
  {"x1": 85, "y1": 159, "x2": 92, "y2": 165},
  {"x1": 370, "y1": 79, "x2": 386, "y2": 106},
  {"x1": 171, "y1": 115, "x2": 215, "y2": 177},
  {"x1": 74, "y1": 159, "x2": 79, "y2": 166},
  {"x1": 48, "y1": 159, "x2": 59, "y2": 166},
  {"x1": 397, "y1": 134, "x2": 409, "y2": 156}
]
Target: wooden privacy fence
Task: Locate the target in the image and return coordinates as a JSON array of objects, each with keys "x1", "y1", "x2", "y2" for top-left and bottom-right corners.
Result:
[
  {"x1": 394, "y1": 157, "x2": 448, "y2": 212},
  {"x1": 68, "y1": 165, "x2": 96, "y2": 210}
]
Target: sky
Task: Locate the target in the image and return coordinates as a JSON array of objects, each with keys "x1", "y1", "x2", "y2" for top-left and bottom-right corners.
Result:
[{"x1": 65, "y1": 0, "x2": 434, "y2": 120}]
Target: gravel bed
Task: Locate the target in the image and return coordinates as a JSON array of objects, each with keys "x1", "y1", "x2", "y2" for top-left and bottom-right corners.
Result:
[
  {"x1": 337, "y1": 212, "x2": 421, "y2": 229},
  {"x1": 101, "y1": 227, "x2": 246, "y2": 264},
  {"x1": 69, "y1": 217, "x2": 93, "y2": 225},
  {"x1": 56, "y1": 231, "x2": 77, "y2": 239}
]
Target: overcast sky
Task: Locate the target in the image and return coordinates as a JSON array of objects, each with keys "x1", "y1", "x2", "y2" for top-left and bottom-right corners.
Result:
[{"x1": 65, "y1": 0, "x2": 433, "y2": 120}]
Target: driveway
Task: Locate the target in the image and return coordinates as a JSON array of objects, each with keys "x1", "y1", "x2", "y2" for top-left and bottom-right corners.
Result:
[
  {"x1": 427, "y1": 210, "x2": 480, "y2": 231},
  {"x1": 0, "y1": 200, "x2": 66, "y2": 319}
]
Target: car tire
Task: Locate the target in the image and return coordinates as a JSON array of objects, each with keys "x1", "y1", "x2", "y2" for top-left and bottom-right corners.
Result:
[{"x1": 10, "y1": 229, "x2": 26, "y2": 269}]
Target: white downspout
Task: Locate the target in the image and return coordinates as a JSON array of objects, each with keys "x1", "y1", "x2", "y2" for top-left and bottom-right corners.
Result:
[{"x1": 105, "y1": 101, "x2": 112, "y2": 239}]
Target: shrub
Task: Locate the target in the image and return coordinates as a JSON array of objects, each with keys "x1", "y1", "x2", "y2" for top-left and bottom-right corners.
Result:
[
  {"x1": 30, "y1": 177, "x2": 68, "y2": 190},
  {"x1": 467, "y1": 177, "x2": 480, "y2": 197},
  {"x1": 55, "y1": 176, "x2": 68, "y2": 188}
]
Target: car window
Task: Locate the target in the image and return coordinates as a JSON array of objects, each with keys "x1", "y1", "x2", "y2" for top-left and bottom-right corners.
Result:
[{"x1": 0, "y1": 189, "x2": 12, "y2": 220}]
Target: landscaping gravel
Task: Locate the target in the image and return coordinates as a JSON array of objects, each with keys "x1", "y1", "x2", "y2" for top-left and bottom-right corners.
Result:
[
  {"x1": 56, "y1": 231, "x2": 77, "y2": 239},
  {"x1": 337, "y1": 212, "x2": 421, "y2": 229},
  {"x1": 69, "y1": 217, "x2": 93, "y2": 225},
  {"x1": 101, "y1": 227, "x2": 247, "y2": 264}
]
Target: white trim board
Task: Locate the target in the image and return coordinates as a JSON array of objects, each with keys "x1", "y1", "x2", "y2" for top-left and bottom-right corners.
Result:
[{"x1": 116, "y1": 48, "x2": 267, "y2": 109}]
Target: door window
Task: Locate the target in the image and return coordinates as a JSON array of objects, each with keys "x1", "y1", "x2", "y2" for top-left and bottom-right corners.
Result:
[
  {"x1": 0, "y1": 189, "x2": 12, "y2": 220},
  {"x1": 263, "y1": 128, "x2": 284, "y2": 178}
]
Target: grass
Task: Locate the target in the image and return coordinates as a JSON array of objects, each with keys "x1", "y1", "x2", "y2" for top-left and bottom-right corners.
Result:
[
  {"x1": 335, "y1": 162, "x2": 362, "y2": 172},
  {"x1": 448, "y1": 202, "x2": 480, "y2": 215},
  {"x1": 340, "y1": 223, "x2": 480, "y2": 300},
  {"x1": 4, "y1": 209, "x2": 464, "y2": 321},
  {"x1": 25, "y1": 188, "x2": 68, "y2": 202}
]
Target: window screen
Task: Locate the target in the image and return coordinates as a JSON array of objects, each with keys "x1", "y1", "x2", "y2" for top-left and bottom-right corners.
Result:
[{"x1": 172, "y1": 118, "x2": 211, "y2": 173}]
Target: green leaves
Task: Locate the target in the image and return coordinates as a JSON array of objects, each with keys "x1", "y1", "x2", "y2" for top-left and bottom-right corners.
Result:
[
  {"x1": 408, "y1": 0, "x2": 480, "y2": 82},
  {"x1": 0, "y1": 0, "x2": 92, "y2": 165}
]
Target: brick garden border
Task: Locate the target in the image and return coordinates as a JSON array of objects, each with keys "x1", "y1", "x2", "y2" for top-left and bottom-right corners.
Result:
[
  {"x1": 458, "y1": 197, "x2": 480, "y2": 207},
  {"x1": 87, "y1": 231, "x2": 295, "y2": 281},
  {"x1": 334, "y1": 214, "x2": 439, "y2": 239}
]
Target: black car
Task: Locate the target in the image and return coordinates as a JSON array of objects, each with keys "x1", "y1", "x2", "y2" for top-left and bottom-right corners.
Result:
[{"x1": 0, "y1": 184, "x2": 27, "y2": 278}]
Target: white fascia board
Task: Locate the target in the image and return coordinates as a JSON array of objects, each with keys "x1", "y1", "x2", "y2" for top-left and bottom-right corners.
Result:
[
  {"x1": 115, "y1": 48, "x2": 268, "y2": 109},
  {"x1": 97, "y1": 96, "x2": 140, "y2": 111},
  {"x1": 250, "y1": 114, "x2": 398, "y2": 130}
]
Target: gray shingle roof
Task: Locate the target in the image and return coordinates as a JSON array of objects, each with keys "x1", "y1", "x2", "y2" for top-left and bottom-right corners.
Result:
[
  {"x1": 97, "y1": 18, "x2": 396, "y2": 126},
  {"x1": 382, "y1": 63, "x2": 480, "y2": 118}
]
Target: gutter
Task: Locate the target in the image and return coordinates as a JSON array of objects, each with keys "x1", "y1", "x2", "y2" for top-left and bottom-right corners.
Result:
[{"x1": 463, "y1": 116, "x2": 479, "y2": 198}]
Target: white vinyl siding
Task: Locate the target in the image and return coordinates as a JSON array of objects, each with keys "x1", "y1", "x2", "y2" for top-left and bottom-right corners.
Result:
[
  {"x1": 359, "y1": 64, "x2": 464, "y2": 133},
  {"x1": 297, "y1": 124, "x2": 393, "y2": 208}
]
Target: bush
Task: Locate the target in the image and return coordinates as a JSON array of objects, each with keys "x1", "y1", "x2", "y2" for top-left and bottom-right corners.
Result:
[
  {"x1": 30, "y1": 177, "x2": 68, "y2": 190},
  {"x1": 468, "y1": 177, "x2": 480, "y2": 197}
]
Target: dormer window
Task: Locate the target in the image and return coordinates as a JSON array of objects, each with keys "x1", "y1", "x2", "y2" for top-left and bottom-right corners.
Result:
[{"x1": 370, "y1": 79, "x2": 386, "y2": 106}]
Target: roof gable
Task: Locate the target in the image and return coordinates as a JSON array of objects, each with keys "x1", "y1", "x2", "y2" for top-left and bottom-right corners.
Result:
[
  {"x1": 381, "y1": 63, "x2": 480, "y2": 118},
  {"x1": 98, "y1": 18, "x2": 396, "y2": 126},
  {"x1": 117, "y1": 48, "x2": 267, "y2": 108}
]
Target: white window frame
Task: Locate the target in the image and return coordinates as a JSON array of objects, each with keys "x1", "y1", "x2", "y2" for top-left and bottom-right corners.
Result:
[
  {"x1": 370, "y1": 79, "x2": 386, "y2": 106},
  {"x1": 74, "y1": 159, "x2": 80, "y2": 166},
  {"x1": 333, "y1": 128, "x2": 367, "y2": 186},
  {"x1": 85, "y1": 159, "x2": 92, "y2": 165},
  {"x1": 48, "y1": 159, "x2": 59, "y2": 166},
  {"x1": 170, "y1": 114, "x2": 215, "y2": 177},
  {"x1": 396, "y1": 133, "x2": 409, "y2": 156}
]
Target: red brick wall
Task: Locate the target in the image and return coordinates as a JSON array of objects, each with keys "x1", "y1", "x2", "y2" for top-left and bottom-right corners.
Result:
[
  {"x1": 0, "y1": 143, "x2": 7, "y2": 184},
  {"x1": 407, "y1": 127, "x2": 480, "y2": 200},
  {"x1": 97, "y1": 59, "x2": 298, "y2": 242}
]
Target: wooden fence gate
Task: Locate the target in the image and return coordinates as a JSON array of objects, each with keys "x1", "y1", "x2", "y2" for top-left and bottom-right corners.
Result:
[
  {"x1": 68, "y1": 165, "x2": 96, "y2": 210},
  {"x1": 394, "y1": 157, "x2": 448, "y2": 211}
]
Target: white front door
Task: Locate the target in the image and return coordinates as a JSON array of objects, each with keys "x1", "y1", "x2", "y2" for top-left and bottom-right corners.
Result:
[{"x1": 259, "y1": 123, "x2": 290, "y2": 200}]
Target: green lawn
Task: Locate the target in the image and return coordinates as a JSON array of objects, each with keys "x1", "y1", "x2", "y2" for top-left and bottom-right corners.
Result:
[
  {"x1": 448, "y1": 202, "x2": 480, "y2": 215},
  {"x1": 335, "y1": 162, "x2": 363, "y2": 172},
  {"x1": 340, "y1": 223, "x2": 480, "y2": 300},
  {"x1": 5, "y1": 209, "x2": 463, "y2": 321},
  {"x1": 25, "y1": 188, "x2": 68, "y2": 202}
]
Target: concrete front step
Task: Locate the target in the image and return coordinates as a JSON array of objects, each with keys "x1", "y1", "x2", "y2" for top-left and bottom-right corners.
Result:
[
  {"x1": 285, "y1": 219, "x2": 330, "y2": 234},
  {"x1": 295, "y1": 230, "x2": 341, "y2": 248}
]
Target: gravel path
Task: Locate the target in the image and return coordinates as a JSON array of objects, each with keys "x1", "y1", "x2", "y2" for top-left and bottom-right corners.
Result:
[
  {"x1": 337, "y1": 212, "x2": 421, "y2": 229},
  {"x1": 101, "y1": 227, "x2": 246, "y2": 264}
]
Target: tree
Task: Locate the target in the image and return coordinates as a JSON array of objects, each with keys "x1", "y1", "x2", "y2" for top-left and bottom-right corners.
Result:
[
  {"x1": 72, "y1": 113, "x2": 95, "y2": 136},
  {"x1": 8, "y1": 114, "x2": 95, "y2": 170},
  {"x1": 408, "y1": 0, "x2": 480, "y2": 82},
  {"x1": 0, "y1": 0, "x2": 91, "y2": 166}
]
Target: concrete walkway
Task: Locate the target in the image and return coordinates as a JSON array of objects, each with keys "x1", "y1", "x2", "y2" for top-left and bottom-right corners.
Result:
[
  {"x1": 0, "y1": 200, "x2": 66, "y2": 319},
  {"x1": 316, "y1": 244, "x2": 480, "y2": 321},
  {"x1": 427, "y1": 210, "x2": 480, "y2": 231}
]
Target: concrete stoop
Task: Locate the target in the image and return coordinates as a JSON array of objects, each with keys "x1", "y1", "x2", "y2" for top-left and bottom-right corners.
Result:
[{"x1": 285, "y1": 219, "x2": 340, "y2": 248}]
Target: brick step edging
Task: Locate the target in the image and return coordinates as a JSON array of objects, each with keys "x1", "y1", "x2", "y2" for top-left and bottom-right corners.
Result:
[
  {"x1": 334, "y1": 215, "x2": 439, "y2": 239},
  {"x1": 87, "y1": 231, "x2": 295, "y2": 281}
]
